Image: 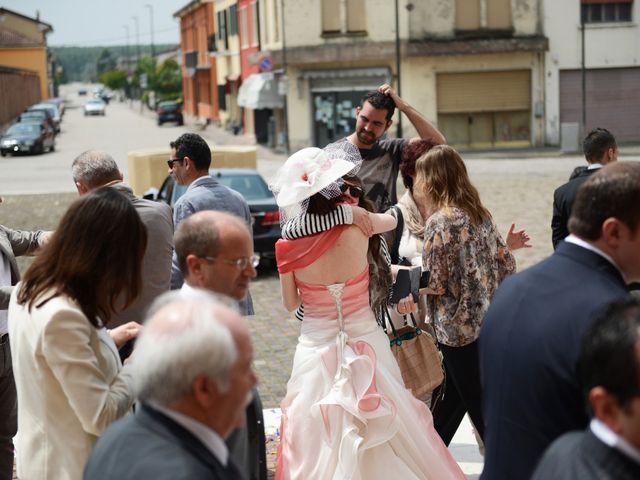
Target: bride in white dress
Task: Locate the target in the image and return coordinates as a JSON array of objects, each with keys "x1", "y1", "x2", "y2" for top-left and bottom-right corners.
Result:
[{"x1": 271, "y1": 146, "x2": 465, "y2": 480}]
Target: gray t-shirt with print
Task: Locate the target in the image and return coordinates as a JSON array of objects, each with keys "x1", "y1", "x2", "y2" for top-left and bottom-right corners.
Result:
[{"x1": 328, "y1": 137, "x2": 407, "y2": 213}]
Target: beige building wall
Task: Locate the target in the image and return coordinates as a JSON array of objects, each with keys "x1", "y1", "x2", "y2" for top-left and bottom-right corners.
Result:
[
  {"x1": 286, "y1": 0, "x2": 407, "y2": 47},
  {"x1": 409, "y1": 0, "x2": 539, "y2": 38},
  {"x1": 0, "y1": 47, "x2": 49, "y2": 99},
  {"x1": 0, "y1": 13, "x2": 47, "y2": 43},
  {"x1": 287, "y1": 50, "x2": 545, "y2": 150},
  {"x1": 215, "y1": 0, "x2": 242, "y2": 127},
  {"x1": 259, "y1": 0, "x2": 282, "y2": 51}
]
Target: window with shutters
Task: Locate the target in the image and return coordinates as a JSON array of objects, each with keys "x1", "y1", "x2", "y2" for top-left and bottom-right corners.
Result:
[
  {"x1": 581, "y1": 1, "x2": 633, "y2": 23},
  {"x1": 251, "y1": 1, "x2": 260, "y2": 47},
  {"x1": 240, "y1": 6, "x2": 249, "y2": 48},
  {"x1": 229, "y1": 4, "x2": 238, "y2": 35},
  {"x1": 455, "y1": 0, "x2": 513, "y2": 32},
  {"x1": 322, "y1": 0, "x2": 367, "y2": 35}
]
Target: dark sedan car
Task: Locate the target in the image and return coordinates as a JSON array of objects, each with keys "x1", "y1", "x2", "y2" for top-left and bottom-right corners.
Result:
[
  {"x1": 0, "y1": 122, "x2": 55, "y2": 156},
  {"x1": 18, "y1": 110, "x2": 56, "y2": 134},
  {"x1": 156, "y1": 100, "x2": 184, "y2": 126},
  {"x1": 157, "y1": 169, "x2": 280, "y2": 264}
]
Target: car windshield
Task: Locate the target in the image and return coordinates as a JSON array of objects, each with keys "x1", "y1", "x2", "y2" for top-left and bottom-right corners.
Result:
[
  {"x1": 215, "y1": 173, "x2": 271, "y2": 200},
  {"x1": 31, "y1": 105, "x2": 56, "y2": 114},
  {"x1": 6, "y1": 124, "x2": 39, "y2": 135},
  {"x1": 159, "y1": 102, "x2": 177, "y2": 111},
  {"x1": 21, "y1": 111, "x2": 45, "y2": 118}
]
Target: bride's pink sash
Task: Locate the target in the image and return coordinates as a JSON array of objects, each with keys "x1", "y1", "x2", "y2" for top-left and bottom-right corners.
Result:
[{"x1": 276, "y1": 225, "x2": 349, "y2": 273}]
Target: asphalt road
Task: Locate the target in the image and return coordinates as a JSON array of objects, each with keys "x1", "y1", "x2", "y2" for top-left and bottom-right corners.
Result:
[{"x1": 0, "y1": 83, "x2": 191, "y2": 195}]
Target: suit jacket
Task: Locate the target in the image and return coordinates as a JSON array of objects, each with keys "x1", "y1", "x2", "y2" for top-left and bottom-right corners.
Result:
[
  {"x1": 531, "y1": 429, "x2": 640, "y2": 480},
  {"x1": 551, "y1": 167, "x2": 599, "y2": 249},
  {"x1": 84, "y1": 404, "x2": 244, "y2": 480},
  {"x1": 170, "y1": 175, "x2": 254, "y2": 315},
  {"x1": 109, "y1": 183, "x2": 174, "y2": 327},
  {"x1": 0, "y1": 225, "x2": 46, "y2": 309},
  {"x1": 479, "y1": 241, "x2": 629, "y2": 480},
  {"x1": 8, "y1": 292, "x2": 133, "y2": 480}
]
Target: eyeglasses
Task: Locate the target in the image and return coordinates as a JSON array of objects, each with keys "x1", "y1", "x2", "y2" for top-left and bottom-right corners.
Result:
[
  {"x1": 200, "y1": 254, "x2": 260, "y2": 270},
  {"x1": 340, "y1": 184, "x2": 364, "y2": 198},
  {"x1": 167, "y1": 157, "x2": 185, "y2": 168}
]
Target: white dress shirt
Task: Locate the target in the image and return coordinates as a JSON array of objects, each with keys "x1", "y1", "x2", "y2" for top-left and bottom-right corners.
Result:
[
  {"x1": 564, "y1": 234, "x2": 623, "y2": 278},
  {"x1": 591, "y1": 418, "x2": 640, "y2": 465}
]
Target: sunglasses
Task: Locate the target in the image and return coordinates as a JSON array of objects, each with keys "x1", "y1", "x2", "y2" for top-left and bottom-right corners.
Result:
[
  {"x1": 340, "y1": 184, "x2": 364, "y2": 198},
  {"x1": 167, "y1": 157, "x2": 185, "y2": 168}
]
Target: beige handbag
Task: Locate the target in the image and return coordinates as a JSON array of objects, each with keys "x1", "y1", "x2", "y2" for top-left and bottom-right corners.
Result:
[{"x1": 388, "y1": 312, "x2": 444, "y2": 400}]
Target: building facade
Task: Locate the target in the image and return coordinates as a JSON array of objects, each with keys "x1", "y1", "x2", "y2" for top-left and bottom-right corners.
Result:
[
  {"x1": 213, "y1": 0, "x2": 242, "y2": 130},
  {"x1": 258, "y1": 0, "x2": 547, "y2": 151},
  {"x1": 174, "y1": 0, "x2": 219, "y2": 122},
  {"x1": 0, "y1": 7, "x2": 53, "y2": 100},
  {"x1": 543, "y1": 0, "x2": 640, "y2": 144}
]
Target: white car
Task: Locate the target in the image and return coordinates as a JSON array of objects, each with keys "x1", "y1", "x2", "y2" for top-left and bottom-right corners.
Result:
[{"x1": 84, "y1": 99, "x2": 106, "y2": 116}]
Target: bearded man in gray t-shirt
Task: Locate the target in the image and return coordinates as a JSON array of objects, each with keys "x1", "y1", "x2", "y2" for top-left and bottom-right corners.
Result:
[{"x1": 327, "y1": 84, "x2": 446, "y2": 213}]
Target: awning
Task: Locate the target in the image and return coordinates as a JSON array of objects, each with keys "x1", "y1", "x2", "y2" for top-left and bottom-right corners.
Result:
[{"x1": 238, "y1": 72, "x2": 284, "y2": 109}]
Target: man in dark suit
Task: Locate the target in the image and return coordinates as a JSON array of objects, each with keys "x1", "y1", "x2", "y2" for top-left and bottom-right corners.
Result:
[
  {"x1": 0, "y1": 224, "x2": 48, "y2": 480},
  {"x1": 479, "y1": 162, "x2": 640, "y2": 480},
  {"x1": 551, "y1": 127, "x2": 617, "y2": 249},
  {"x1": 532, "y1": 298, "x2": 640, "y2": 480},
  {"x1": 84, "y1": 292, "x2": 257, "y2": 480}
]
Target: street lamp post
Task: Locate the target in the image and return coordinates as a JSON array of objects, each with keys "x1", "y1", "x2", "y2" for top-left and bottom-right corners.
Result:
[
  {"x1": 123, "y1": 25, "x2": 130, "y2": 74},
  {"x1": 131, "y1": 16, "x2": 141, "y2": 63},
  {"x1": 145, "y1": 4, "x2": 155, "y2": 59}
]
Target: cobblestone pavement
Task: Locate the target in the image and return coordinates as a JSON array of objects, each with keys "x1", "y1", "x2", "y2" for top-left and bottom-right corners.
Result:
[{"x1": 3, "y1": 104, "x2": 639, "y2": 478}]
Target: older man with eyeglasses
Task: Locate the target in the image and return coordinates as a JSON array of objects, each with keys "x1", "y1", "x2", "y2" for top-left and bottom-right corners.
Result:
[
  {"x1": 174, "y1": 209, "x2": 266, "y2": 480},
  {"x1": 167, "y1": 133, "x2": 254, "y2": 316}
]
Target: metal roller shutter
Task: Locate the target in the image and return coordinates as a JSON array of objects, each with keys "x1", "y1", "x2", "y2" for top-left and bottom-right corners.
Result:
[
  {"x1": 437, "y1": 70, "x2": 531, "y2": 113},
  {"x1": 559, "y1": 68, "x2": 640, "y2": 143}
]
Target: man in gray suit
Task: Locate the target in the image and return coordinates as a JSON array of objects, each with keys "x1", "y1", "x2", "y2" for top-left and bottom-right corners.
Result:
[
  {"x1": 72, "y1": 150, "x2": 174, "y2": 328},
  {"x1": 167, "y1": 133, "x2": 254, "y2": 315},
  {"x1": 84, "y1": 292, "x2": 257, "y2": 480},
  {"x1": 0, "y1": 224, "x2": 48, "y2": 480}
]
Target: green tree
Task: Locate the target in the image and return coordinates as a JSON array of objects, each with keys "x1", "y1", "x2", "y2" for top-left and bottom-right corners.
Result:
[
  {"x1": 96, "y1": 49, "x2": 116, "y2": 78},
  {"x1": 100, "y1": 69, "x2": 128, "y2": 91},
  {"x1": 155, "y1": 59, "x2": 182, "y2": 101}
]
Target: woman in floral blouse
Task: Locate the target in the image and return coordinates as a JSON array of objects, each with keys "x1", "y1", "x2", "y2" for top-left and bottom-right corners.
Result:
[{"x1": 414, "y1": 144, "x2": 517, "y2": 446}]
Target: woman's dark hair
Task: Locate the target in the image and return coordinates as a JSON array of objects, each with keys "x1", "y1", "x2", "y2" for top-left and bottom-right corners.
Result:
[
  {"x1": 17, "y1": 187, "x2": 147, "y2": 328},
  {"x1": 400, "y1": 139, "x2": 437, "y2": 189},
  {"x1": 578, "y1": 297, "x2": 640, "y2": 412},
  {"x1": 306, "y1": 190, "x2": 341, "y2": 215},
  {"x1": 342, "y1": 175, "x2": 392, "y2": 313}
]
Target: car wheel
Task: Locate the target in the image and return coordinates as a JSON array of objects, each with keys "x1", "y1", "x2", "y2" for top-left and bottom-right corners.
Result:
[
  {"x1": 157, "y1": 120, "x2": 163, "y2": 126},
  {"x1": 177, "y1": 119, "x2": 184, "y2": 126},
  {"x1": 34, "y1": 143, "x2": 44, "y2": 155},
  {"x1": 0, "y1": 151, "x2": 5, "y2": 157},
  {"x1": 50, "y1": 143, "x2": 55, "y2": 152}
]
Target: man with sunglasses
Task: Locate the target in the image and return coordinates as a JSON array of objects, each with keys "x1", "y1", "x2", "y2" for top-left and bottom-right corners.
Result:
[
  {"x1": 174, "y1": 210, "x2": 266, "y2": 480},
  {"x1": 168, "y1": 133, "x2": 254, "y2": 316}
]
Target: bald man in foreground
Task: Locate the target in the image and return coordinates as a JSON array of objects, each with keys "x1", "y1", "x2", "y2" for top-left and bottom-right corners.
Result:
[{"x1": 84, "y1": 291, "x2": 257, "y2": 479}]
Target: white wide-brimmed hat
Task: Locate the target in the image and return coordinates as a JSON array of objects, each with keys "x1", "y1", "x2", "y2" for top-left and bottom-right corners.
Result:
[{"x1": 271, "y1": 145, "x2": 360, "y2": 208}]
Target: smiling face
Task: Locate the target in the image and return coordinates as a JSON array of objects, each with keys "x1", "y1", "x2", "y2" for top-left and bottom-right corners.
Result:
[{"x1": 353, "y1": 101, "x2": 392, "y2": 148}]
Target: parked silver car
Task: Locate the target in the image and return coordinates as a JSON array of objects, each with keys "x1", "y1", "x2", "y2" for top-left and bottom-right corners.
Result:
[{"x1": 84, "y1": 99, "x2": 106, "y2": 116}]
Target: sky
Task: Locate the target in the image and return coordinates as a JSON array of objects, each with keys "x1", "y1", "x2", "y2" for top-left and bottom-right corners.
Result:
[{"x1": 1, "y1": 0, "x2": 187, "y2": 47}]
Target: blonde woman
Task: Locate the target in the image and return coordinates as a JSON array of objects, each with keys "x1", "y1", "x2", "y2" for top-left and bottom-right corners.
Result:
[{"x1": 415, "y1": 145, "x2": 516, "y2": 445}]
